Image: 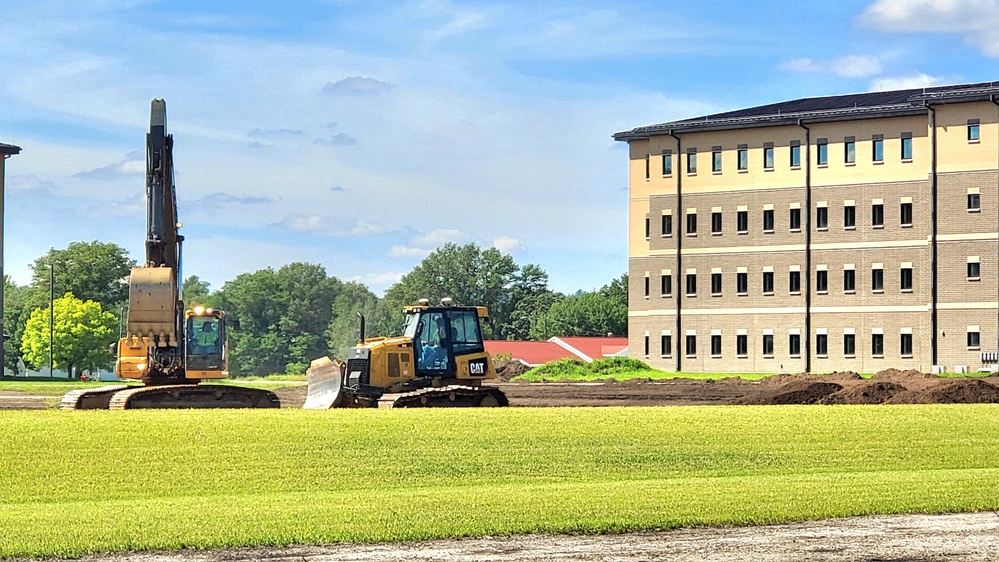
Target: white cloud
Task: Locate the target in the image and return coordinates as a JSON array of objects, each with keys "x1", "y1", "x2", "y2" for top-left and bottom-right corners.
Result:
[
  {"x1": 412, "y1": 228, "x2": 467, "y2": 247},
  {"x1": 860, "y1": 0, "x2": 999, "y2": 57},
  {"x1": 351, "y1": 271, "x2": 405, "y2": 288},
  {"x1": 279, "y1": 214, "x2": 385, "y2": 237},
  {"x1": 869, "y1": 73, "x2": 945, "y2": 91},
  {"x1": 492, "y1": 235, "x2": 524, "y2": 254},
  {"x1": 386, "y1": 245, "x2": 432, "y2": 258},
  {"x1": 73, "y1": 150, "x2": 144, "y2": 181},
  {"x1": 320, "y1": 77, "x2": 394, "y2": 96},
  {"x1": 779, "y1": 54, "x2": 883, "y2": 78}
]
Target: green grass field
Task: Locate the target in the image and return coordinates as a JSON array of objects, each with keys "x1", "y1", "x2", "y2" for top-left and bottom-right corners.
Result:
[{"x1": 2, "y1": 405, "x2": 998, "y2": 558}]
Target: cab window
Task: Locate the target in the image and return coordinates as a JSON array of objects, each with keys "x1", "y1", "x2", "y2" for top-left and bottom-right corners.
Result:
[{"x1": 449, "y1": 310, "x2": 484, "y2": 355}]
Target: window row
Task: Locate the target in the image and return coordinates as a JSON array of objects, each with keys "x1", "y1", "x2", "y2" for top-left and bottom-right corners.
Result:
[
  {"x1": 643, "y1": 198, "x2": 970, "y2": 238},
  {"x1": 645, "y1": 265, "x2": 925, "y2": 298},
  {"x1": 644, "y1": 330, "x2": 945, "y2": 359}
]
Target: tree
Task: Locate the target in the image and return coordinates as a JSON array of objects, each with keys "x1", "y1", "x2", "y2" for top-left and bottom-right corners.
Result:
[
  {"x1": 20, "y1": 293, "x2": 117, "y2": 378},
  {"x1": 600, "y1": 272, "x2": 628, "y2": 309},
  {"x1": 182, "y1": 275, "x2": 212, "y2": 305},
  {"x1": 383, "y1": 243, "x2": 519, "y2": 338},
  {"x1": 502, "y1": 264, "x2": 560, "y2": 340},
  {"x1": 3, "y1": 277, "x2": 30, "y2": 374},
  {"x1": 326, "y1": 281, "x2": 396, "y2": 359},
  {"x1": 214, "y1": 263, "x2": 341, "y2": 376},
  {"x1": 530, "y1": 291, "x2": 627, "y2": 339},
  {"x1": 29, "y1": 241, "x2": 135, "y2": 313}
]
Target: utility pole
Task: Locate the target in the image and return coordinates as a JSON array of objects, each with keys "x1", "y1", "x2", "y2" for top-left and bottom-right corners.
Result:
[{"x1": 49, "y1": 263, "x2": 54, "y2": 378}]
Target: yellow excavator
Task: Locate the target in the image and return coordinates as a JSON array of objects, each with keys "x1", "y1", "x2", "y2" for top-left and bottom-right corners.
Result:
[
  {"x1": 304, "y1": 298, "x2": 508, "y2": 408},
  {"x1": 60, "y1": 100, "x2": 279, "y2": 410}
]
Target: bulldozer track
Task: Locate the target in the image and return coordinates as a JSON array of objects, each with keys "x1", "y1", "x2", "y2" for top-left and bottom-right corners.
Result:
[{"x1": 377, "y1": 385, "x2": 508, "y2": 408}]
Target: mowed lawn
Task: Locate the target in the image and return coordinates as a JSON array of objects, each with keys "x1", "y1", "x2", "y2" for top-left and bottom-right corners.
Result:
[{"x1": 2, "y1": 405, "x2": 999, "y2": 558}]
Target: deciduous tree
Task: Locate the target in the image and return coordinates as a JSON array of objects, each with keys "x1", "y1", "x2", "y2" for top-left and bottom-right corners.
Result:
[
  {"x1": 29, "y1": 241, "x2": 134, "y2": 313},
  {"x1": 20, "y1": 293, "x2": 117, "y2": 378}
]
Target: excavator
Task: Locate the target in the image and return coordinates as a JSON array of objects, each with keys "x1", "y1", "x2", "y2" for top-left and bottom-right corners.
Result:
[
  {"x1": 304, "y1": 298, "x2": 508, "y2": 409},
  {"x1": 60, "y1": 99, "x2": 279, "y2": 410}
]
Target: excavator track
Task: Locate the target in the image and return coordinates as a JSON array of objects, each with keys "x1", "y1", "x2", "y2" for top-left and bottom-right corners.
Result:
[
  {"x1": 59, "y1": 385, "x2": 133, "y2": 410},
  {"x1": 107, "y1": 384, "x2": 281, "y2": 410},
  {"x1": 376, "y1": 385, "x2": 508, "y2": 409}
]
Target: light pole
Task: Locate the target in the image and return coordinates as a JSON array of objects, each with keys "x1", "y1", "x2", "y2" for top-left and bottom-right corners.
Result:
[
  {"x1": 49, "y1": 263, "x2": 54, "y2": 378},
  {"x1": 0, "y1": 143, "x2": 22, "y2": 378}
]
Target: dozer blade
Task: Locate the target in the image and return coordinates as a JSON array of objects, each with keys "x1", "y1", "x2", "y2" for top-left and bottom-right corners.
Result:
[{"x1": 304, "y1": 356, "x2": 344, "y2": 409}]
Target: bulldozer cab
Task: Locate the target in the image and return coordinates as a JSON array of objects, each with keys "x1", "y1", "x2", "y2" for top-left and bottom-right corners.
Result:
[{"x1": 403, "y1": 306, "x2": 485, "y2": 377}]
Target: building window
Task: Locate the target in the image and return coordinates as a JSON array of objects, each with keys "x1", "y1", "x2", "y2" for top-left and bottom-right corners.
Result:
[
  {"x1": 737, "y1": 272, "x2": 748, "y2": 295},
  {"x1": 686, "y1": 212, "x2": 697, "y2": 235},
  {"x1": 900, "y1": 333, "x2": 913, "y2": 356},
  {"x1": 844, "y1": 137, "x2": 856, "y2": 164},
  {"x1": 644, "y1": 155, "x2": 650, "y2": 180},
  {"x1": 711, "y1": 273, "x2": 722, "y2": 296},
  {"x1": 762, "y1": 334, "x2": 774, "y2": 357},
  {"x1": 817, "y1": 139, "x2": 828, "y2": 166},
  {"x1": 968, "y1": 193, "x2": 981, "y2": 212},
  {"x1": 711, "y1": 211, "x2": 722, "y2": 234},
  {"x1": 816, "y1": 270, "x2": 828, "y2": 293},
  {"x1": 686, "y1": 273, "x2": 697, "y2": 296},
  {"x1": 789, "y1": 207, "x2": 801, "y2": 231},
  {"x1": 685, "y1": 334, "x2": 697, "y2": 357},
  {"x1": 968, "y1": 330, "x2": 981, "y2": 349},
  {"x1": 737, "y1": 145, "x2": 748, "y2": 171},
  {"x1": 968, "y1": 120, "x2": 980, "y2": 142},
  {"x1": 644, "y1": 275, "x2": 650, "y2": 298},
  {"x1": 762, "y1": 271, "x2": 774, "y2": 295},
  {"x1": 900, "y1": 267, "x2": 913, "y2": 292},
  {"x1": 711, "y1": 334, "x2": 722, "y2": 357},
  {"x1": 844, "y1": 333, "x2": 856, "y2": 357},
  {"x1": 662, "y1": 214, "x2": 672, "y2": 237},
  {"x1": 901, "y1": 134, "x2": 913, "y2": 161},
  {"x1": 873, "y1": 135, "x2": 884, "y2": 163},
  {"x1": 968, "y1": 260, "x2": 981, "y2": 280},
  {"x1": 737, "y1": 210, "x2": 748, "y2": 233},
  {"x1": 872, "y1": 333, "x2": 884, "y2": 357},
  {"x1": 790, "y1": 143, "x2": 801, "y2": 168},
  {"x1": 763, "y1": 209, "x2": 775, "y2": 232},
  {"x1": 736, "y1": 334, "x2": 748, "y2": 357},
  {"x1": 900, "y1": 202, "x2": 913, "y2": 226},
  {"x1": 789, "y1": 333, "x2": 801, "y2": 357},
  {"x1": 644, "y1": 335, "x2": 649, "y2": 356},
  {"x1": 789, "y1": 270, "x2": 801, "y2": 294},
  {"x1": 872, "y1": 268, "x2": 884, "y2": 292},
  {"x1": 712, "y1": 148, "x2": 722, "y2": 173},
  {"x1": 816, "y1": 207, "x2": 828, "y2": 230},
  {"x1": 687, "y1": 150, "x2": 697, "y2": 174},
  {"x1": 816, "y1": 333, "x2": 828, "y2": 356},
  {"x1": 872, "y1": 203, "x2": 884, "y2": 228},
  {"x1": 844, "y1": 204, "x2": 856, "y2": 229},
  {"x1": 662, "y1": 150, "x2": 673, "y2": 176},
  {"x1": 645, "y1": 218, "x2": 650, "y2": 239},
  {"x1": 763, "y1": 143, "x2": 774, "y2": 170},
  {"x1": 661, "y1": 334, "x2": 672, "y2": 357},
  {"x1": 661, "y1": 274, "x2": 672, "y2": 297},
  {"x1": 844, "y1": 269, "x2": 855, "y2": 293}
]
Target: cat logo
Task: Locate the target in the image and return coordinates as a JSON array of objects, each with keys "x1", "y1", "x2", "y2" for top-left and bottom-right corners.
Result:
[{"x1": 469, "y1": 360, "x2": 487, "y2": 376}]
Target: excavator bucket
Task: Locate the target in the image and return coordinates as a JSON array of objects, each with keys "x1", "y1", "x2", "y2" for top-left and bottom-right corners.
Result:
[{"x1": 303, "y1": 356, "x2": 345, "y2": 409}]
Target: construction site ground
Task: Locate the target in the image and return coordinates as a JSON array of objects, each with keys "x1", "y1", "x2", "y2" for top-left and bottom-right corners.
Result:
[{"x1": 5, "y1": 369, "x2": 999, "y2": 561}]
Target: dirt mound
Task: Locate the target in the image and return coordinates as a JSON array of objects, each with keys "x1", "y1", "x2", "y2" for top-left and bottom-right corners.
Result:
[
  {"x1": 871, "y1": 368, "x2": 932, "y2": 382},
  {"x1": 821, "y1": 381, "x2": 908, "y2": 405},
  {"x1": 733, "y1": 381, "x2": 844, "y2": 405},
  {"x1": 494, "y1": 358, "x2": 531, "y2": 381},
  {"x1": 758, "y1": 371, "x2": 861, "y2": 386},
  {"x1": 890, "y1": 378, "x2": 999, "y2": 404}
]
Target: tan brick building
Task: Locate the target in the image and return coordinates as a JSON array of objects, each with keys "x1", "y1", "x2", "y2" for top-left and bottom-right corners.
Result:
[{"x1": 614, "y1": 82, "x2": 999, "y2": 373}]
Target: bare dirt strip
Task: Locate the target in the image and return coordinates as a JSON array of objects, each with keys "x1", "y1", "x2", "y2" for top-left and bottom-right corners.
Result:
[{"x1": 52, "y1": 512, "x2": 999, "y2": 562}]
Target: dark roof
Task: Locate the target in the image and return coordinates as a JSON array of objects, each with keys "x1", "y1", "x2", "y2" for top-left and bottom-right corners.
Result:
[
  {"x1": 0, "y1": 143, "x2": 21, "y2": 156},
  {"x1": 614, "y1": 81, "x2": 999, "y2": 141}
]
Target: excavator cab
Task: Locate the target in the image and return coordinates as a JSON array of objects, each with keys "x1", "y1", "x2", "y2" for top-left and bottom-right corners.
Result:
[{"x1": 185, "y1": 307, "x2": 227, "y2": 379}]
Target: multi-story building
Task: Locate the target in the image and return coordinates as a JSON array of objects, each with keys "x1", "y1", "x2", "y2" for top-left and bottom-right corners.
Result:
[{"x1": 614, "y1": 82, "x2": 999, "y2": 373}]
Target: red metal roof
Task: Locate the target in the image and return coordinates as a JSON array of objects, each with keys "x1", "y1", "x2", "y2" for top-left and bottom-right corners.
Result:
[
  {"x1": 485, "y1": 337, "x2": 629, "y2": 366},
  {"x1": 483, "y1": 340, "x2": 576, "y2": 366}
]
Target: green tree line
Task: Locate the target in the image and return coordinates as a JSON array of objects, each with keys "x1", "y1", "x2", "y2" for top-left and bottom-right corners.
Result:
[{"x1": 4, "y1": 241, "x2": 627, "y2": 378}]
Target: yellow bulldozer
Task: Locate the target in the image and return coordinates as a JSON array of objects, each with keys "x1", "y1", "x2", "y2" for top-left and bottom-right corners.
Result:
[{"x1": 304, "y1": 298, "x2": 508, "y2": 409}]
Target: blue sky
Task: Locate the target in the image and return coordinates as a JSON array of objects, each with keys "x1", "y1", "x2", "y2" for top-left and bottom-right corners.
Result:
[{"x1": 1, "y1": 0, "x2": 999, "y2": 295}]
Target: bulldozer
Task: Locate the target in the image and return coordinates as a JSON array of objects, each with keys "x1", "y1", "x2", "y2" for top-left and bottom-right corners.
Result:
[
  {"x1": 304, "y1": 298, "x2": 508, "y2": 409},
  {"x1": 60, "y1": 99, "x2": 279, "y2": 410}
]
